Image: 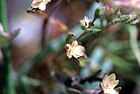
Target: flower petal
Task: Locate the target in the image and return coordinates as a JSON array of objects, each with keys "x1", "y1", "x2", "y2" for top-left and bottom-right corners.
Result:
[
  {"x1": 66, "y1": 50, "x2": 72, "y2": 58},
  {"x1": 71, "y1": 40, "x2": 78, "y2": 48},
  {"x1": 31, "y1": 0, "x2": 42, "y2": 8},
  {"x1": 38, "y1": 3, "x2": 46, "y2": 10},
  {"x1": 109, "y1": 73, "x2": 116, "y2": 81},
  {"x1": 72, "y1": 46, "x2": 85, "y2": 58}
]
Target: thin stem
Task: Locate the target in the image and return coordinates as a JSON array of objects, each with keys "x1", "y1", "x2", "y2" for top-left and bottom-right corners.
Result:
[
  {"x1": 129, "y1": 25, "x2": 140, "y2": 66},
  {"x1": 76, "y1": 31, "x2": 88, "y2": 40},
  {"x1": 41, "y1": 0, "x2": 63, "y2": 46},
  {"x1": 0, "y1": 1, "x2": 15, "y2": 94},
  {"x1": 48, "y1": 0, "x2": 63, "y2": 16}
]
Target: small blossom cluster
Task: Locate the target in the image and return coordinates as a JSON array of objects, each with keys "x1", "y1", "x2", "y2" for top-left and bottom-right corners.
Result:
[
  {"x1": 64, "y1": 40, "x2": 120, "y2": 94},
  {"x1": 27, "y1": 1, "x2": 124, "y2": 93},
  {"x1": 65, "y1": 39, "x2": 121, "y2": 94},
  {"x1": 65, "y1": 17, "x2": 120, "y2": 94}
]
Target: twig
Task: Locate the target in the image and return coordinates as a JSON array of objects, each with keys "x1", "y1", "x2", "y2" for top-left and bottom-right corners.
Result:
[{"x1": 41, "y1": 0, "x2": 64, "y2": 46}]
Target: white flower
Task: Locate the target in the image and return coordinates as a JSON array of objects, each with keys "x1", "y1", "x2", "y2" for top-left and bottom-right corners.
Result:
[
  {"x1": 80, "y1": 16, "x2": 91, "y2": 28},
  {"x1": 100, "y1": 73, "x2": 119, "y2": 94},
  {"x1": 65, "y1": 40, "x2": 86, "y2": 59},
  {"x1": 31, "y1": 0, "x2": 51, "y2": 11}
]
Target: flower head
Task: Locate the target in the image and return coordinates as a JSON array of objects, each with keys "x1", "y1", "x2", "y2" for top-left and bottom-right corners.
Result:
[
  {"x1": 65, "y1": 40, "x2": 86, "y2": 59},
  {"x1": 100, "y1": 73, "x2": 119, "y2": 94},
  {"x1": 80, "y1": 16, "x2": 91, "y2": 28},
  {"x1": 31, "y1": 0, "x2": 51, "y2": 11}
]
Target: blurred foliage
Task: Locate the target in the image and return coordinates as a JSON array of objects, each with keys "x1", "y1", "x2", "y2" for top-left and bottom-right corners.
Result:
[{"x1": 0, "y1": 0, "x2": 140, "y2": 94}]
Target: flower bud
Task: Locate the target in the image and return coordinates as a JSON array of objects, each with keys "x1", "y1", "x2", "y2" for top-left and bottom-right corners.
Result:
[
  {"x1": 80, "y1": 16, "x2": 92, "y2": 29},
  {"x1": 94, "y1": 7, "x2": 105, "y2": 18}
]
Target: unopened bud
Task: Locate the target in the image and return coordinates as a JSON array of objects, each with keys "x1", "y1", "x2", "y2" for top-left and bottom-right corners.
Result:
[
  {"x1": 94, "y1": 7, "x2": 105, "y2": 18},
  {"x1": 80, "y1": 16, "x2": 92, "y2": 29}
]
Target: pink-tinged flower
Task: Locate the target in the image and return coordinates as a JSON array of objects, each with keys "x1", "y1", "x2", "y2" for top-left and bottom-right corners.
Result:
[
  {"x1": 65, "y1": 40, "x2": 86, "y2": 59},
  {"x1": 31, "y1": 0, "x2": 51, "y2": 11},
  {"x1": 100, "y1": 73, "x2": 119, "y2": 94},
  {"x1": 0, "y1": 23, "x2": 19, "y2": 47}
]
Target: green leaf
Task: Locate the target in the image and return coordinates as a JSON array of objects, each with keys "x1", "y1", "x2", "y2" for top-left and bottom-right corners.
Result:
[
  {"x1": 115, "y1": 87, "x2": 122, "y2": 92},
  {"x1": 78, "y1": 28, "x2": 101, "y2": 41},
  {"x1": 0, "y1": 28, "x2": 20, "y2": 48},
  {"x1": 112, "y1": 18, "x2": 120, "y2": 24},
  {"x1": 120, "y1": 15, "x2": 130, "y2": 23},
  {"x1": 113, "y1": 8, "x2": 121, "y2": 18},
  {"x1": 66, "y1": 33, "x2": 76, "y2": 44}
]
